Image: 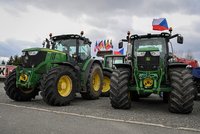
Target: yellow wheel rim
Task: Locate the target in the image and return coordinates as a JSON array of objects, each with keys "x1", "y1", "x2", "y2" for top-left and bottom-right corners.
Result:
[
  {"x1": 57, "y1": 75, "x2": 72, "y2": 97},
  {"x1": 102, "y1": 76, "x2": 110, "y2": 93},
  {"x1": 92, "y1": 72, "x2": 101, "y2": 91}
]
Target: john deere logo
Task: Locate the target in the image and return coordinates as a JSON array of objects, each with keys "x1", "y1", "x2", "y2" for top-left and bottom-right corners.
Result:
[{"x1": 146, "y1": 57, "x2": 151, "y2": 61}]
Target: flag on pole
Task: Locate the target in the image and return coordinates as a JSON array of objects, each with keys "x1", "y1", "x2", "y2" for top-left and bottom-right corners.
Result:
[
  {"x1": 114, "y1": 48, "x2": 124, "y2": 55},
  {"x1": 105, "y1": 40, "x2": 112, "y2": 50},
  {"x1": 152, "y1": 18, "x2": 169, "y2": 31},
  {"x1": 110, "y1": 40, "x2": 113, "y2": 48},
  {"x1": 94, "y1": 41, "x2": 100, "y2": 52},
  {"x1": 98, "y1": 40, "x2": 104, "y2": 49}
]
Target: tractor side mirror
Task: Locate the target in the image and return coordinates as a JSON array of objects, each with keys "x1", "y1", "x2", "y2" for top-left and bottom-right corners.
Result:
[
  {"x1": 84, "y1": 39, "x2": 89, "y2": 44},
  {"x1": 118, "y1": 41, "x2": 123, "y2": 49},
  {"x1": 177, "y1": 35, "x2": 183, "y2": 44}
]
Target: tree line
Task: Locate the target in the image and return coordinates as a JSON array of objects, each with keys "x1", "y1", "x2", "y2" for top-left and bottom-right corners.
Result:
[{"x1": 1, "y1": 55, "x2": 22, "y2": 65}]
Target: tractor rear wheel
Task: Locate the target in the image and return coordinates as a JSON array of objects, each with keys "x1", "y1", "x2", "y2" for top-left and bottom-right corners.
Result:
[
  {"x1": 101, "y1": 71, "x2": 111, "y2": 97},
  {"x1": 81, "y1": 64, "x2": 103, "y2": 99},
  {"x1": 41, "y1": 66, "x2": 76, "y2": 106},
  {"x1": 168, "y1": 68, "x2": 195, "y2": 114},
  {"x1": 4, "y1": 70, "x2": 38, "y2": 101},
  {"x1": 110, "y1": 69, "x2": 131, "y2": 109}
]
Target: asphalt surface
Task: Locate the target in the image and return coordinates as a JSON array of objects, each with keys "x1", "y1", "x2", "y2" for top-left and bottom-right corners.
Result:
[{"x1": 0, "y1": 81, "x2": 200, "y2": 134}]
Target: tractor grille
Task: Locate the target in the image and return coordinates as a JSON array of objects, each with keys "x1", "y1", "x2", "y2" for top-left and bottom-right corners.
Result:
[
  {"x1": 137, "y1": 51, "x2": 159, "y2": 71},
  {"x1": 21, "y1": 51, "x2": 47, "y2": 68}
]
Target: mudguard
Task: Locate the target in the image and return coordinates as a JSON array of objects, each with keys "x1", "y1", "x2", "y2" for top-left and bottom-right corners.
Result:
[
  {"x1": 102, "y1": 68, "x2": 112, "y2": 74},
  {"x1": 168, "y1": 62, "x2": 187, "y2": 69}
]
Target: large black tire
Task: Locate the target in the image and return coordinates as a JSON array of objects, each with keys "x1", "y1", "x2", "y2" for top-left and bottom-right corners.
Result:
[
  {"x1": 41, "y1": 66, "x2": 76, "y2": 106},
  {"x1": 4, "y1": 70, "x2": 39, "y2": 101},
  {"x1": 168, "y1": 68, "x2": 195, "y2": 114},
  {"x1": 101, "y1": 71, "x2": 111, "y2": 97},
  {"x1": 81, "y1": 64, "x2": 103, "y2": 100},
  {"x1": 110, "y1": 69, "x2": 131, "y2": 109}
]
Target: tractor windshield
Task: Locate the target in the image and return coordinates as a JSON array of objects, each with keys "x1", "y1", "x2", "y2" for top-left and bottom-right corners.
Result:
[
  {"x1": 54, "y1": 39, "x2": 77, "y2": 56},
  {"x1": 105, "y1": 56, "x2": 125, "y2": 68},
  {"x1": 79, "y1": 40, "x2": 91, "y2": 60},
  {"x1": 134, "y1": 38, "x2": 166, "y2": 57}
]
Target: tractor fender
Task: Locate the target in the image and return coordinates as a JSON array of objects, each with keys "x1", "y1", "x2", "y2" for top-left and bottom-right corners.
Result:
[
  {"x1": 102, "y1": 68, "x2": 112, "y2": 74},
  {"x1": 168, "y1": 62, "x2": 187, "y2": 69},
  {"x1": 51, "y1": 62, "x2": 79, "y2": 71},
  {"x1": 114, "y1": 64, "x2": 132, "y2": 72},
  {"x1": 82, "y1": 59, "x2": 103, "y2": 92}
]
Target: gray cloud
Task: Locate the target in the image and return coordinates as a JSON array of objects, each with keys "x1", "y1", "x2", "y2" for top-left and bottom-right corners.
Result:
[
  {"x1": 0, "y1": 0, "x2": 200, "y2": 61},
  {"x1": 1, "y1": 0, "x2": 200, "y2": 17},
  {"x1": 0, "y1": 39, "x2": 40, "y2": 57}
]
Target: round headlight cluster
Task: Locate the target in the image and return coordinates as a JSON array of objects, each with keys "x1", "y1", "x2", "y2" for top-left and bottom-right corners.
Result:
[
  {"x1": 28, "y1": 51, "x2": 38, "y2": 56},
  {"x1": 137, "y1": 52, "x2": 146, "y2": 57},
  {"x1": 150, "y1": 51, "x2": 160, "y2": 56}
]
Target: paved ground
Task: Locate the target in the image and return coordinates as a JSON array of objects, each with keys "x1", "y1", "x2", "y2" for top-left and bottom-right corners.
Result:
[{"x1": 0, "y1": 82, "x2": 200, "y2": 134}]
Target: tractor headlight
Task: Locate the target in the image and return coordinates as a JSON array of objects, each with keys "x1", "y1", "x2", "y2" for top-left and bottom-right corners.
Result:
[
  {"x1": 137, "y1": 52, "x2": 146, "y2": 57},
  {"x1": 22, "y1": 52, "x2": 26, "y2": 56},
  {"x1": 150, "y1": 51, "x2": 160, "y2": 56},
  {"x1": 28, "y1": 51, "x2": 38, "y2": 56}
]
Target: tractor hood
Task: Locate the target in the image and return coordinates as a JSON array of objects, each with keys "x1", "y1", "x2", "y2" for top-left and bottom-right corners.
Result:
[{"x1": 22, "y1": 47, "x2": 65, "y2": 54}]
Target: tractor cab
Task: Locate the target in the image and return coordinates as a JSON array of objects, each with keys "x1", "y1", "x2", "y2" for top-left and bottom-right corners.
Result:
[
  {"x1": 104, "y1": 55, "x2": 126, "y2": 69},
  {"x1": 47, "y1": 32, "x2": 92, "y2": 64}
]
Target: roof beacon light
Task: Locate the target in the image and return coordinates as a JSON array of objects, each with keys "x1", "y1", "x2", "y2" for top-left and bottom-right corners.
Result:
[
  {"x1": 80, "y1": 31, "x2": 84, "y2": 36},
  {"x1": 49, "y1": 33, "x2": 52, "y2": 38},
  {"x1": 169, "y1": 27, "x2": 173, "y2": 34}
]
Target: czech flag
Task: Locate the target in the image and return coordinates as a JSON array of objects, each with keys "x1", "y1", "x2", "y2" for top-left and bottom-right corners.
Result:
[
  {"x1": 152, "y1": 18, "x2": 169, "y2": 31},
  {"x1": 114, "y1": 48, "x2": 124, "y2": 55}
]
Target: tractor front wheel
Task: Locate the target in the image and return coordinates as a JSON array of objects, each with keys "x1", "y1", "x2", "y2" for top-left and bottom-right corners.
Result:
[
  {"x1": 4, "y1": 70, "x2": 38, "y2": 101},
  {"x1": 110, "y1": 69, "x2": 131, "y2": 109},
  {"x1": 41, "y1": 66, "x2": 76, "y2": 106},
  {"x1": 81, "y1": 64, "x2": 103, "y2": 100},
  {"x1": 168, "y1": 68, "x2": 195, "y2": 114}
]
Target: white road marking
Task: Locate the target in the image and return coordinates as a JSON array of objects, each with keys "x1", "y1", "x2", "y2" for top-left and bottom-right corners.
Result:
[{"x1": 0, "y1": 102, "x2": 200, "y2": 132}]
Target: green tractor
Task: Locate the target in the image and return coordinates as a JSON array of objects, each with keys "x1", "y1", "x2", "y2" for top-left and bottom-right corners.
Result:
[
  {"x1": 4, "y1": 32, "x2": 103, "y2": 106},
  {"x1": 97, "y1": 51, "x2": 126, "y2": 96},
  {"x1": 110, "y1": 30, "x2": 195, "y2": 114}
]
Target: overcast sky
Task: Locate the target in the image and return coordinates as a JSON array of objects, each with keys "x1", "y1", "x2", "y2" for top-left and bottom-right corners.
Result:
[{"x1": 0, "y1": 0, "x2": 200, "y2": 61}]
